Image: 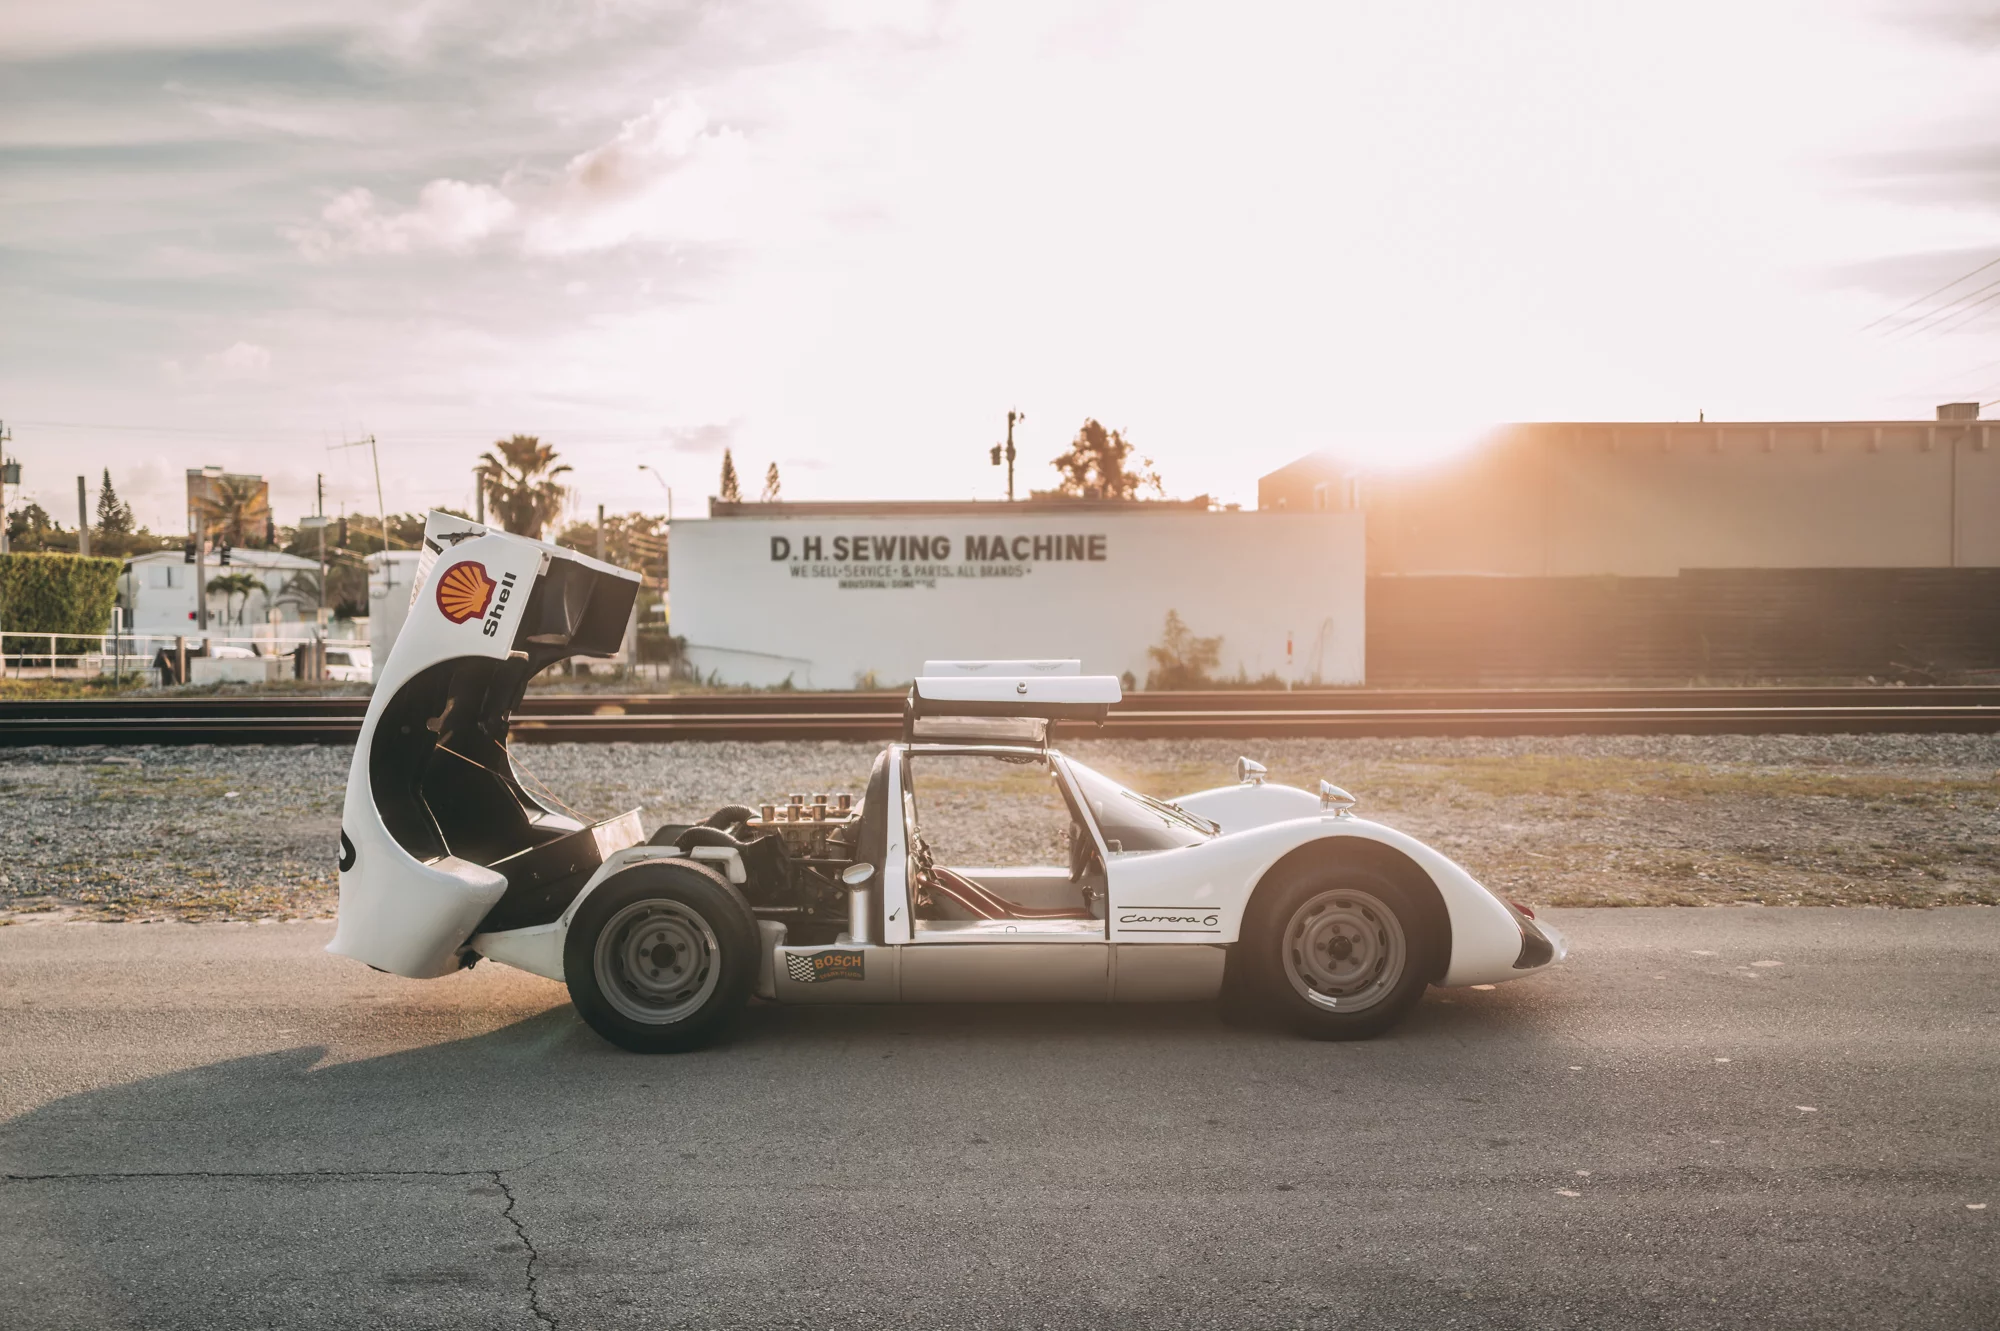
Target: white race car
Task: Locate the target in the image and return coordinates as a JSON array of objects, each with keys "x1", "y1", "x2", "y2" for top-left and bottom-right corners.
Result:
[{"x1": 330, "y1": 514, "x2": 1564, "y2": 1052}]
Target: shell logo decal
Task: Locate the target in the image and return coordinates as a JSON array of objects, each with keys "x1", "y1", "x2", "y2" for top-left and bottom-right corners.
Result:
[{"x1": 436, "y1": 560, "x2": 499, "y2": 625}]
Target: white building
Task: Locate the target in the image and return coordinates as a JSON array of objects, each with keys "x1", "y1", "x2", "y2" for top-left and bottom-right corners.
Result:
[
  {"x1": 119, "y1": 547, "x2": 323, "y2": 640},
  {"x1": 670, "y1": 500, "x2": 1366, "y2": 689},
  {"x1": 366, "y1": 550, "x2": 424, "y2": 677}
]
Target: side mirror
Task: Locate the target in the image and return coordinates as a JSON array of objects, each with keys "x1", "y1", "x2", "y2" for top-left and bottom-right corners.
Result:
[
  {"x1": 840, "y1": 862, "x2": 876, "y2": 885},
  {"x1": 1319, "y1": 781, "x2": 1357, "y2": 816},
  {"x1": 1235, "y1": 756, "x2": 1268, "y2": 786}
]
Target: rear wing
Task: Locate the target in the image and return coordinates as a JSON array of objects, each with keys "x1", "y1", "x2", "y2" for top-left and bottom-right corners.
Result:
[{"x1": 902, "y1": 669, "x2": 1121, "y2": 742}]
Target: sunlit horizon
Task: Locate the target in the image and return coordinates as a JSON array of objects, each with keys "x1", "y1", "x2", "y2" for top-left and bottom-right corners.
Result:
[{"x1": 3, "y1": 0, "x2": 1998, "y2": 531}]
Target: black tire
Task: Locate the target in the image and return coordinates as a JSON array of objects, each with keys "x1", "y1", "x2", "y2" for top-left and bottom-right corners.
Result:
[
  {"x1": 564, "y1": 860, "x2": 759, "y2": 1053},
  {"x1": 1237, "y1": 868, "x2": 1439, "y2": 1040}
]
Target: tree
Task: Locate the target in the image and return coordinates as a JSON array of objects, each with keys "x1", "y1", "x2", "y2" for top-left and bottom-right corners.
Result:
[
  {"x1": 95, "y1": 469, "x2": 136, "y2": 556},
  {"x1": 1145, "y1": 609, "x2": 1222, "y2": 689},
  {"x1": 277, "y1": 569, "x2": 323, "y2": 616},
  {"x1": 206, "y1": 571, "x2": 262, "y2": 625},
  {"x1": 5, "y1": 502, "x2": 65, "y2": 552},
  {"x1": 1044, "y1": 419, "x2": 1164, "y2": 500},
  {"x1": 719, "y1": 449, "x2": 741, "y2": 503},
  {"x1": 554, "y1": 511, "x2": 670, "y2": 624},
  {"x1": 554, "y1": 511, "x2": 670, "y2": 577},
  {"x1": 191, "y1": 474, "x2": 269, "y2": 548},
  {"x1": 761, "y1": 461, "x2": 781, "y2": 502},
  {"x1": 476, "y1": 435, "x2": 571, "y2": 538}
]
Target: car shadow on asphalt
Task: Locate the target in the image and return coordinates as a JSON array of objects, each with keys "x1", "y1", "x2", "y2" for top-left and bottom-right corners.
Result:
[{"x1": 0, "y1": 982, "x2": 1574, "y2": 1329}]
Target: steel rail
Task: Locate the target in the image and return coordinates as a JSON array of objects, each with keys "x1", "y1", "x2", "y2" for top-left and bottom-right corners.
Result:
[{"x1": 3, "y1": 689, "x2": 1997, "y2": 745}]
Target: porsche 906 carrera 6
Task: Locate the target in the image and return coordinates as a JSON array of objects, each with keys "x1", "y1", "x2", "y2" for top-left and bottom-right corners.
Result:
[{"x1": 330, "y1": 514, "x2": 1564, "y2": 1052}]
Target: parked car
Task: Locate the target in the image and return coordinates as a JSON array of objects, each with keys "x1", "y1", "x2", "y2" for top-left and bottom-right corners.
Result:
[{"x1": 329, "y1": 515, "x2": 1564, "y2": 1052}]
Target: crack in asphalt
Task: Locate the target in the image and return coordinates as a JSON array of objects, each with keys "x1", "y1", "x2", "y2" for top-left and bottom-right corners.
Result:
[
  {"x1": 3, "y1": 1165, "x2": 557, "y2": 1328},
  {"x1": 491, "y1": 1171, "x2": 556, "y2": 1329}
]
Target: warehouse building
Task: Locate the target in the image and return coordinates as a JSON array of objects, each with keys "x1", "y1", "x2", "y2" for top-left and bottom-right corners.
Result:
[
  {"x1": 1264, "y1": 408, "x2": 2000, "y2": 683},
  {"x1": 670, "y1": 498, "x2": 1365, "y2": 689}
]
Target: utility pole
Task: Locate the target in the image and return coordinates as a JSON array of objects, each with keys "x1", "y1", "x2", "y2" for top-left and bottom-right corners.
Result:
[
  {"x1": 76, "y1": 476, "x2": 89, "y2": 557},
  {"x1": 331, "y1": 434, "x2": 389, "y2": 553},
  {"x1": 316, "y1": 474, "x2": 326, "y2": 615},
  {"x1": 990, "y1": 409, "x2": 1023, "y2": 502},
  {"x1": 596, "y1": 503, "x2": 606, "y2": 562},
  {"x1": 474, "y1": 464, "x2": 486, "y2": 524},
  {"x1": 0, "y1": 420, "x2": 13, "y2": 555},
  {"x1": 192, "y1": 503, "x2": 208, "y2": 633}
]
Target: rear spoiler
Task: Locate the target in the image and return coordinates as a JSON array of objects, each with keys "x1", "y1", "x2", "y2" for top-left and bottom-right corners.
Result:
[{"x1": 901, "y1": 671, "x2": 1121, "y2": 740}]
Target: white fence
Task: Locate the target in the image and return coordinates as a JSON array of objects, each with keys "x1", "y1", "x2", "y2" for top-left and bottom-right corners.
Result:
[{"x1": 0, "y1": 630, "x2": 371, "y2": 683}]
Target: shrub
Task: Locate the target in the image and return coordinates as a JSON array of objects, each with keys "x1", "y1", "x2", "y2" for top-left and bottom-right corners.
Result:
[
  {"x1": 1, "y1": 553, "x2": 122, "y2": 654},
  {"x1": 1145, "y1": 609, "x2": 1223, "y2": 689}
]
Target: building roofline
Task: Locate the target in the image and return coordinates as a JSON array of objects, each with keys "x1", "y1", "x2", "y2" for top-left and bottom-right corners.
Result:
[{"x1": 705, "y1": 496, "x2": 1213, "y2": 517}]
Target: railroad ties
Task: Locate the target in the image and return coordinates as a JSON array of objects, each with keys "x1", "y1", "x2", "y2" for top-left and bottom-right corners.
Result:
[{"x1": 1, "y1": 687, "x2": 1997, "y2": 746}]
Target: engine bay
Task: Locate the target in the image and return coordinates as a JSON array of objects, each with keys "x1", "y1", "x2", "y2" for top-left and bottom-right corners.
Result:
[{"x1": 666, "y1": 789, "x2": 869, "y2": 948}]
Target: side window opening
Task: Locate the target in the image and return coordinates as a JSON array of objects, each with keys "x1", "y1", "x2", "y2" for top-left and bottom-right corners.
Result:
[{"x1": 903, "y1": 752, "x2": 1102, "y2": 924}]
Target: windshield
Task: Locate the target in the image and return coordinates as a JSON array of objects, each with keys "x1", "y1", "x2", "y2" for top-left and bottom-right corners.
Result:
[{"x1": 1064, "y1": 760, "x2": 1215, "y2": 853}]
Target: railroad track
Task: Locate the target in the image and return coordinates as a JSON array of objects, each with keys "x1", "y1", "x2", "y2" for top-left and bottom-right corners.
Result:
[{"x1": 3, "y1": 687, "x2": 1997, "y2": 745}]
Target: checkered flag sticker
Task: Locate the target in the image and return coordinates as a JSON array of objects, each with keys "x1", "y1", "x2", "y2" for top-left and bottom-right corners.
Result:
[{"x1": 783, "y1": 949, "x2": 865, "y2": 983}]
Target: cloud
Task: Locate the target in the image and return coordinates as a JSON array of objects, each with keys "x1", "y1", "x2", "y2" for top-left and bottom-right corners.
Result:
[
  {"x1": 1890, "y1": 4, "x2": 2000, "y2": 50},
  {"x1": 282, "y1": 95, "x2": 751, "y2": 262},
  {"x1": 285, "y1": 178, "x2": 518, "y2": 259},
  {"x1": 205, "y1": 340, "x2": 272, "y2": 379},
  {"x1": 1849, "y1": 141, "x2": 2000, "y2": 211},
  {"x1": 665, "y1": 421, "x2": 735, "y2": 453},
  {"x1": 523, "y1": 95, "x2": 754, "y2": 255}
]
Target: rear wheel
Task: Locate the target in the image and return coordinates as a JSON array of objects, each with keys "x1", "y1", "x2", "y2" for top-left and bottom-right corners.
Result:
[
  {"x1": 564, "y1": 861, "x2": 758, "y2": 1053},
  {"x1": 1240, "y1": 870, "x2": 1437, "y2": 1040}
]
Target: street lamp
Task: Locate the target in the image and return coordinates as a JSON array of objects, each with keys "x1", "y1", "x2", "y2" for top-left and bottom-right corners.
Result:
[{"x1": 637, "y1": 464, "x2": 673, "y2": 521}]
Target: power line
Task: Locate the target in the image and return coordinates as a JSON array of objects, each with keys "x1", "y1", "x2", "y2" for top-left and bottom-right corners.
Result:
[
  {"x1": 1923, "y1": 285, "x2": 2000, "y2": 339},
  {"x1": 1862, "y1": 251, "x2": 2000, "y2": 332},
  {"x1": 1884, "y1": 272, "x2": 2000, "y2": 339}
]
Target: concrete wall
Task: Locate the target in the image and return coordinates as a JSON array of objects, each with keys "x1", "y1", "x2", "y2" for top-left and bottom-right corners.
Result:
[
  {"x1": 1275, "y1": 421, "x2": 2000, "y2": 577},
  {"x1": 671, "y1": 509, "x2": 1366, "y2": 688}
]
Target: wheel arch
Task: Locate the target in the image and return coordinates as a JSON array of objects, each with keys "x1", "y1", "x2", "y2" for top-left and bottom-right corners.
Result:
[
  {"x1": 570, "y1": 855, "x2": 757, "y2": 932},
  {"x1": 1241, "y1": 836, "x2": 1453, "y2": 983}
]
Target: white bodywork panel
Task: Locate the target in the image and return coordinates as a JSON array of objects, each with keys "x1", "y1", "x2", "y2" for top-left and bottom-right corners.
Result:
[
  {"x1": 326, "y1": 513, "x2": 640, "y2": 979},
  {"x1": 910, "y1": 673, "x2": 1121, "y2": 707},
  {"x1": 1105, "y1": 799, "x2": 1526, "y2": 985},
  {"x1": 327, "y1": 519, "x2": 543, "y2": 978}
]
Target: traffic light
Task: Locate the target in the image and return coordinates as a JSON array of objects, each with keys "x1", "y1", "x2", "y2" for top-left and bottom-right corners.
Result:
[
  {"x1": 990, "y1": 444, "x2": 1002, "y2": 465},
  {"x1": 338, "y1": 516, "x2": 348, "y2": 547},
  {"x1": 218, "y1": 541, "x2": 232, "y2": 566},
  {"x1": 183, "y1": 542, "x2": 196, "y2": 564},
  {"x1": 265, "y1": 515, "x2": 276, "y2": 546}
]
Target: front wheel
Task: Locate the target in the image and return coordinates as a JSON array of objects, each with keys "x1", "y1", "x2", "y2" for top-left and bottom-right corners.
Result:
[
  {"x1": 1239, "y1": 870, "x2": 1438, "y2": 1040},
  {"x1": 564, "y1": 861, "x2": 758, "y2": 1053}
]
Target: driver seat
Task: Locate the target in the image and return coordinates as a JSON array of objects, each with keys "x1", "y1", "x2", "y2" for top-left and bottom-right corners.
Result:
[{"x1": 920, "y1": 864, "x2": 1094, "y2": 922}]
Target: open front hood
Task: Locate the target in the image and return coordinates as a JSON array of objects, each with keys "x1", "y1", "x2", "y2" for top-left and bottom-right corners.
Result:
[{"x1": 328, "y1": 513, "x2": 643, "y2": 978}]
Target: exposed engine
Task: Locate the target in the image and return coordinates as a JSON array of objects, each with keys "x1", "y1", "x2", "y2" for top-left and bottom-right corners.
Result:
[{"x1": 663, "y1": 791, "x2": 865, "y2": 946}]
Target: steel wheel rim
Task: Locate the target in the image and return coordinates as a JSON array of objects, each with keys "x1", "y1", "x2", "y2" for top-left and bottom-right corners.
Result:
[
  {"x1": 1281, "y1": 887, "x2": 1407, "y2": 1012},
  {"x1": 595, "y1": 899, "x2": 722, "y2": 1024}
]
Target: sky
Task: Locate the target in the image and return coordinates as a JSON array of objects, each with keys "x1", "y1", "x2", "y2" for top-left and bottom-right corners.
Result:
[{"x1": 3, "y1": 0, "x2": 1999, "y2": 532}]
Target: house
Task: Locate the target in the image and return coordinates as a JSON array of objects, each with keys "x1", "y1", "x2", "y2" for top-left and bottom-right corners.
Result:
[{"x1": 119, "y1": 547, "x2": 323, "y2": 640}]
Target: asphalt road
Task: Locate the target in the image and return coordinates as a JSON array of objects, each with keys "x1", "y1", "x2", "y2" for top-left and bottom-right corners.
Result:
[{"x1": 2, "y1": 909, "x2": 1994, "y2": 1330}]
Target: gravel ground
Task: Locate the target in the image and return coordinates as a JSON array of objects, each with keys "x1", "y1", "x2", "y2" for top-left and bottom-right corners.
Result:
[{"x1": 2, "y1": 733, "x2": 1995, "y2": 921}]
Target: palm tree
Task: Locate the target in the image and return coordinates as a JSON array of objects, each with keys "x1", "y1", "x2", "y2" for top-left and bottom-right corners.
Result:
[
  {"x1": 278, "y1": 569, "x2": 323, "y2": 616},
  {"x1": 206, "y1": 476, "x2": 269, "y2": 546},
  {"x1": 476, "y1": 435, "x2": 571, "y2": 538},
  {"x1": 206, "y1": 572, "x2": 262, "y2": 625}
]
